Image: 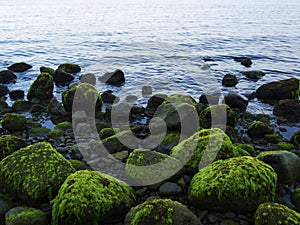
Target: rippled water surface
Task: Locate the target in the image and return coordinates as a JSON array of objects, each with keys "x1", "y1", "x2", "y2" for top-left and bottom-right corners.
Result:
[{"x1": 1, "y1": 0, "x2": 300, "y2": 135}]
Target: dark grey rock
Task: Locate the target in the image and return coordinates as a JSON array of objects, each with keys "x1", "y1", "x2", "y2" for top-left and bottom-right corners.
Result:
[
  {"x1": 9, "y1": 90, "x2": 24, "y2": 100},
  {"x1": 222, "y1": 74, "x2": 238, "y2": 87},
  {"x1": 8, "y1": 62, "x2": 32, "y2": 72},
  {"x1": 53, "y1": 69, "x2": 74, "y2": 84},
  {"x1": 99, "y1": 69, "x2": 125, "y2": 86},
  {"x1": 0, "y1": 85, "x2": 9, "y2": 97},
  {"x1": 224, "y1": 93, "x2": 248, "y2": 111},
  {"x1": 0, "y1": 70, "x2": 17, "y2": 84},
  {"x1": 159, "y1": 182, "x2": 182, "y2": 196},
  {"x1": 241, "y1": 70, "x2": 265, "y2": 80},
  {"x1": 233, "y1": 57, "x2": 252, "y2": 67}
]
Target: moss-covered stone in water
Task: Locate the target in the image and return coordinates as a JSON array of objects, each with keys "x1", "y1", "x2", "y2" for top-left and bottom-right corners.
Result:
[
  {"x1": 51, "y1": 170, "x2": 136, "y2": 225},
  {"x1": 99, "y1": 127, "x2": 116, "y2": 140},
  {"x1": 11, "y1": 100, "x2": 33, "y2": 112},
  {"x1": 68, "y1": 159, "x2": 86, "y2": 170},
  {"x1": 55, "y1": 121, "x2": 72, "y2": 131},
  {"x1": 5, "y1": 206, "x2": 47, "y2": 225},
  {"x1": 247, "y1": 121, "x2": 274, "y2": 138},
  {"x1": 233, "y1": 143, "x2": 256, "y2": 156},
  {"x1": 48, "y1": 129, "x2": 62, "y2": 139},
  {"x1": 58, "y1": 63, "x2": 81, "y2": 73},
  {"x1": 276, "y1": 141, "x2": 295, "y2": 150},
  {"x1": 125, "y1": 199, "x2": 200, "y2": 225},
  {"x1": 0, "y1": 135, "x2": 27, "y2": 160},
  {"x1": 161, "y1": 94, "x2": 198, "y2": 107},
  {"x1": 189, "y1": 156, "x2": 277, "y2": 212},
  {"x1": 27, "y1": 72, "x2": 54, "y2": 101},
  {"x1": 1, "y1": 113, "x2": 26, "y2": 131},
  {"x1": 0, "y1": 142, "x2": 75, "y2": 203},
  {"x1": 171, "y1": 128, "x2": 234, "y2": 169},
  {"x1": 254, "y1": 202, "x2": 300, "y2": 225}
]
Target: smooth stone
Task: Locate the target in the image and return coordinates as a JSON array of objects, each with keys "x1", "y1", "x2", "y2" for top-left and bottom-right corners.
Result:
[{"x1": 53, "y1": 69, "x2": 74, "y2": 84}]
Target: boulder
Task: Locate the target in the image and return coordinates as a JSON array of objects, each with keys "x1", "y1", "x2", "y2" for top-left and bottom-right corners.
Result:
[
  {"x1": 9, "y1": 90, "x2": 24, "y2": 100},
  {"x1": 233, "y1": 57, "x2": 252, "y2": 67},
  {"x1": 273, "y1": 99, "x2": 300, "y2": 120},
  {"x1": 224, "y1": 93, "x2": 248, "y2": 111},
  {"x1": 27, "y1": 72, "x2": 54, "y2": 101},
  {"x1": 47, "y1": 98, "x2": 71, "y2": 124},
  {"x1": 57, "y1": 63, "x2": 81, "y2": 73},
  {"x1": 5, "y1": 206, "x2": 47, "y2": 225},
  {"x1": 12, "y1": 100, "x2": 33, "y2": 112},
  {"x1": 247, "y1": 121, "x2": 274, "y2": 138},
  {"x1": 0, "y1": 70, "x2": 17, "y2": 83},
  {"x1": 0, "y1": 142, "x2": 75, "y2": 204},
  {"x1": 1, "y1": 113, "x2": 26, "y2": 131},
  {"x1": 241, "y1": 70, "x2": 265, "y2": 80},
  {"x1": 0, "y1": 85, "x2": 9, "y2": 96},
  {"x1": 222, "y1": 74, "x2": 238, "y2": 87},
  {"x1": 101, "y1": 90, "x2": 118, "y2": 103},
  {"x1": 53, "y1": 69, "x2": 74, "y2": 84},
  {"x1": 171, "y1": 128, "x2": 234, "y2": 169},
  {"x1": 40, "y1": 66, "x2": 55, "y2": 75},
  {"x1": 99, "y1": 69, "x2": 125, "y2": 85},
  {"x1": 199, "y1": 93, "x2": 221, "y2": 105},
  {"x1": 145, "y1": 94, "x2": 168, "y2": 116},
  {"x1": 0, "y1": 135, "x2": 27, "y2": 160},
  {"x1": 254, "y1": 202, "x2": 300, "y2": 225},
  {"x1": 256, "y1": 78, "x2": 300, "y2": 100},
  {"x1": 257, "y1": 150, "x2": 300, "y2": 184},
  {"x1": 51, "y1": 170, "x2": 135, "y2": 225},
  {"x1": 80, "y1": 73, "x2": 96, "y2": 85},
  {"x1": 125, "y1": 199, "x2": 200, "y2": 225},
  {"x1": 291, "y1": 129, "x2": 300, "y2": 149},
  {"x1": 7, "y1": 62, "x2": 32, "y2": 72},
  {"x1": 189, "y1": 156, "x2": 277, "y2": 212}
]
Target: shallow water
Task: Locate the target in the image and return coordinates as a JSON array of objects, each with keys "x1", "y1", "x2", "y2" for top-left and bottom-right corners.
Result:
[{"x1": 1, "y1": 0, "x2": 300, "y2": 137}]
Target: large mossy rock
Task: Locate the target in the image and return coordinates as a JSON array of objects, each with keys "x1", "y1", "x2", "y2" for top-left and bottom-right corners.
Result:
[
  {"x1": 0, "y1": 135, "x2": 27, "y2": 160},
  {"x1": 1, "y1": 113, "x2": 26, "y2": 131},
  {"x1": 27, "y1": 72, "x2": 54, "y2": 101},
  {"x1": 171, "y1": 128, "x2": 234, "y2": 169},
  {"x1": 247, "y1": 121, "x2": 274, "y2": 138},
  {"x1": 57, "y1": 63, "x2": 81, "y2": 73},
  {"x1": 199, "y1": 104, "x2": 237, "y2": 128},
  {"x1": 189, "y1": 156, "x2": 277, "y2": 212},
  {"x1": 254, "y1": 202, "x2": 300, "y2": 225},
  {"x1": 62, "y1": 83, "x2": 102, "y2": 114},
  {"x1": 0, "y1": 142, "x2": 75, "y2": 204},
  {"x1": 125, "y1": 149, "x2": 182, "y2": 184},
  {"x1": 5, "y1": 206, "x2": 47, "y2": 225},
  {"x1": 125, "y1": 199, "x2": 200, "y2": 225},
  {"x1": 256, "y1": 78, "x2": 300, "y2": 100},
  {"x1": 51, "y1": 170, "x2": 136, "y2": 225}
]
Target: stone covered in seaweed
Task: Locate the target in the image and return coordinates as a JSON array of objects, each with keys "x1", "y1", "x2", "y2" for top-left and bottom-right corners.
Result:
[
  {"x1": 58, "y1": 63, "x2": 81, "y2": 73},
  {"x1": 27, "y1": 72, "x2": 54, "y2": 101},
  {"x1": 0, "y1": 135, "x2": 27, "y2": 160},
  {"x1": 254, "y1": 202, "x2": 300, "y2": 225},
  {"x1": 5, "y1": 206, "x2": 47, "y2": 225},
  {"x1": 247, "y1": 121, "x2": 274, "y2": 138},
  {"x1": 1, "y1": 113, "x2": 27, "y2": 131},
  {"x1": 125, "y1": 198, "x2": 200, "y2": 225},
  {"x1": 51, "y1": 170, "x2": 136, "y2": 225},
  {"x1": 0, "y1": 142, "x2": 75, "y2": 204},
  {"x1": 189, "y1": 156, "x2": 277, "y2": 212}
]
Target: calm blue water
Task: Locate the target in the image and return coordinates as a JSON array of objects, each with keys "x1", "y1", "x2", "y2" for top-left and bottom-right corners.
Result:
[{"x1": 1, "y1": 0, "x2": 300, "y2": 134}]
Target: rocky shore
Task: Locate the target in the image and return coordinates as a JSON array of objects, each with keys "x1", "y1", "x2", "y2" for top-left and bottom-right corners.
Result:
[{"x1": 0, "y1": 60, "x2": 300, "y2": 225}]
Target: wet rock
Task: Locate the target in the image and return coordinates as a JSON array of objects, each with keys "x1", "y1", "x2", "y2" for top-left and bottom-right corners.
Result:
[
  {"x1": 233, "y1": 57, "x2": 252, "y2": 67},
  {"x1": 9, "y1": 90, "x2": 24, "y2": 100},
  {"x1": 102, "y1": 130, "x2": 136, "y2": 154},
  {"x1": 5, "y1": 206, "x2": 47, "y2": 225},
  {"x1": 291, "y1": 188, "x2": 300, "y2": 211},
  {"x1": 0, "y1": 197, "x2": 20, "y2": 218},
  {"x1": 257, "y1": 150, "x2": 300, "y2": 184},
  {"x1": 125, "y1": 199, "x2": 200, "y2": 225},
  {"x1": 80, "y1": 73, "x2": 96, "y2": 85},
  {"x1": 40, "y1": 66, "x2": 55, "y2": 76},
  {"x1": 222, "y1": 74, "x2": 238, "y2": 87},
  {"x1": 142, "y1": 86, "x2": 152, "y2": 95},
  {"x1": 57, "y1": 63, "x2": 81, "y2": 73},
  {"x1": 145, "y1": 94, "x2": 168, "y2": 116},
  {"x1": 254, "y1": 202, "x2": 300, "y2": 224},
  {"x1": 224, "y1": 93, "x2": 248, "y2": 111},
  {"x1": 12, "y1": 100, "x2": 33, "y2": 112},
  {"x1": 1, "y1": 113, "x2": 26, "y2": 131},
  {"x1": 0, "y1": 85, "x2": 9, "y2": 96},
  {"x1": 27, "y1": 72, "x2": 54, "y2": 101},
  {"x1": 99, "y1": 69, "x2": 125, "y2": 86},
  {"x1": 291, "y1": 129, "x2": 300, "y2": 149},
  {"x1": 247, "y1": 121, "x2": 274, "y2": 138},
  {"x1": 28, "y1": 127, "x2": 51, "y2": 138},
  {"x1": 0, "y1": 70, "x2": 17, "y2": 83},
  {"x1": 0, "y1": 135, "x2": 27, "y2": 160},
  {"x1": 101, "y1": 90, "x2": 119, "y2": 103},
  {"x1": 256, "y1": 78, "x2": 300, "y2": 100},
  {"x1": 7, "y1": 62, "x2": 32, "y2": 72},
  {"x1": 53, "y1": 69, "x2": 74, "y2": 84},
  {"x1": 189, "y1": 156, "x2": 277, "y2": 212},
  {"x1": 47, "y1": 98, "x2": 71, "y2": 124},
  {"x1": 273, "y1": 99, "x2": 300, "y2": 120},
  {"x1": 199, "y1": 93, "x2": 221, "y2": 105},
  {"x1": 52, "y1": 170, "x2": 135, "y2": 224},
  {"x1": 241, "y1": 70, "x2": 265, "y2": 80},
  {"x1": 159, "y1": 182, "x2": 182, "y2": 196}
]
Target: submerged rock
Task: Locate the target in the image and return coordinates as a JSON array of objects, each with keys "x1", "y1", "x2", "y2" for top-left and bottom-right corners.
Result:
[
  {"x1": 8, "y1": 62, "x2": 32, "y2": 72},
  {"x1": 99, "y1": 69, "x2": 125, "y2": 85},
  {"x1": 233, "y1": 56, "x2": 252, "y2": 67},
  {"x1": 0, "y1": 70, "x2": 17, "y2": 84},
  {"x1": 53, "y1": 69, "x2": 74, "y2": 84},
  {"x1": 189, "y1": 156, "x2": 277, "y2": 212},
  {"x1": 27, "y1": 72, "x2": 54, "y2": 101}
]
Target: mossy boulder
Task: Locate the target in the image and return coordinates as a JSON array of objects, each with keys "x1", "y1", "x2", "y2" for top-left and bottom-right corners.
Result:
[
  {"x1": 256, "y1": 78, "x2": 300, "y2": 100},
  {"x1": 27, "y1": 72, "x2": 54, "y2": 101},
  {"x1": 40, "y1": 66, "x2": 55, "y2": 75},
  {"x1": 99, "y1": 127, "x2": 116, "y2": 139},
  {"x1": 1, "y1": 113, "x2": 26, "y2": 131},
  {"x1": 273, "y1": 99, "x2": 300, "y2": 120},
  {"x1": 233, "y1": 143, "x2": 256, "y2": 156},
  {"x1": 241, "y1": 70, "x2": 265, "y2": 80},
  {"x1": 247, "y1": 121, "x2": 274, "y2": 138},
  {"x1": 8, "y1": 62, "x2": 32, "y2": 73},
  {"x1": 11, "y1": 100, "x2": 33, "y2": 112},
  {"x1": 189, "y1": 156, "x2": 277, "y2": 212},
  {"x1": 257, "y1": 150, "x2": 300, "y2": 184},
  {"x1": 58, "y1": 63, "x2": 81, "y2": 73},
  {"x1": 5, "y1": 206, "x2": 47, "y2": 225},
  {"x1": 171, "y1": 128, "x2": 234, "y2": 169},
  {"x1": 144, "y1": 132, "x2": 180, "y2": 154},
  {"x1": 126, "y1": 149, "x2": 182, "y2": 185},
  {"x1": 0, "y1": 142, "x2": 75, "y2": 204},
  {"x1": 254, "y1": 202, "x2": 300, "y2": 225},
  {"x1": 0, "y1": 135, "x2": 27, "y2": 160},
  {"x1": 51, "y1": 170, "x2": 136, "y2": 225},
  {"x1": 62, "y1": 83, "x2": 102, "y2": 114},
  {"x1": 125, "y1": 199, "x2": 200, "y2": 225},
  {"x1": 291, "y1": 129, "x2": 300, "y2": 149},
  {"x1": 0, "y1": 70, "x2": 17, "y2": 84},
  {"x1": 199, "y1": 104, "x2": 237, "y2": 128}
]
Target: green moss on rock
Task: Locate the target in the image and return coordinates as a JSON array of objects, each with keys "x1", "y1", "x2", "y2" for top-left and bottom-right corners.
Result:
[
  {"x1": 58, "y1": 63, "x2": 81, "y2": 73},
  {"x1": 0, "y1": 142, "x2": 75, "y2": 203},
  {"x1": 276, "y1": 141, "x2": 295, "y2": 150},
  {"x1": 0, "y1": 135, "x2": 27, "y2": 160},
  {"x1": 27, "y1": 72, "x2": 54, "y2": 101},
  {"x1": 55, "y1": 121, "x2": 72, "y2": 130},
  {"x1": 233, "y1": 143, "x2": 256, "y2": 156},
  {"x1": 1, "y1": 113, "x2": 26, "y2": 131},
  {"x1": 5, "y1": 206, "x2": 47, "y2": 225},
  {"x1": 248, "y1": 121, "x2": 274, "y2": 138},
  {"x1": 51, "y1": 170, "x2": 136, "y2": 225},
  {"x1": 48, "y1": 129, "x2": 62, "y2": 139},
  {"x1": 171, "y1": 128, "x2": 234, "y2": 169},
  {"x1": 254, "y1": 202, "x2": 300, "y2": 225},
  {"x1": 189, "y1": 156, "x2": 277, "y2": 212}
]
